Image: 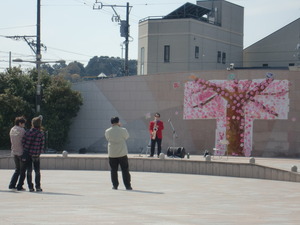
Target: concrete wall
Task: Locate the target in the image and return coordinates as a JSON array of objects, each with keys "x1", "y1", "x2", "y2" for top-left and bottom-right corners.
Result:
[
  {"x1": 1, "y1": 155, "x2": 299, "y2": 183},
  {"x1": 65, "y1": 69, "x2": 300, "y2": 157}
]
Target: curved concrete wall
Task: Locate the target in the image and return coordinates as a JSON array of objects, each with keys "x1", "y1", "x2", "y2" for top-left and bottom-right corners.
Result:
[
  {"x1": 1, "y1": 155, "x2": 299, "y2": 182},
  {"x1": 65, "y1": 70, "x2": 300, "y2": 157}
]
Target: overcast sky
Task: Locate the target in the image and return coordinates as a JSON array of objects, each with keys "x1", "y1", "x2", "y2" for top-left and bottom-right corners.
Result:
[{"x1": 0, "y1": 0, "x2": 299, "y2": 71}]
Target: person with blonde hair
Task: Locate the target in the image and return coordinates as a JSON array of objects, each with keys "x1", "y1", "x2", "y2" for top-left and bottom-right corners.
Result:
[{"x1": 22, "y1": 115, "x2": 45, "y2": 192}]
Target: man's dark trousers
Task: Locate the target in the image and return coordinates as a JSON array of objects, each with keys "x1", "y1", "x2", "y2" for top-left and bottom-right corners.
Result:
[{"x1": 109, "y1": 155, "x2": 131, "y2": 189}]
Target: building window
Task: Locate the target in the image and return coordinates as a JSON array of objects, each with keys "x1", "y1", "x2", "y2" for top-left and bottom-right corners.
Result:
[
  {"x1": 217, "y1": 51, "x2": 221, "y2": 63},
  {"x1": 140, "y1": 47, "x2": 145, "y2": 75},
  {"x1": 262, "y1": 64, "x2": 268, "y2": 67},
  {"x1": 289, "y1": 63, "x2": 295, "y2": 66},
  {"x1": 164, "y1": 45, "x2": 170, "y2": 63},
  {"x1": 222, "y1": 52, "x2": 226, "y2": 64},
  {"x1": 195, "y1": 46, "x2": 199, "y2": 59}
]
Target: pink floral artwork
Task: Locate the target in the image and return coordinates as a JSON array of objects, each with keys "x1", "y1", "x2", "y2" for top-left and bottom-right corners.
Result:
[
  {"x1": 183, "y1": 76, "x2": 289, "y2": 156},
  {"x1": 173, "y1": 82, "x2": 180, "y2": 89}
]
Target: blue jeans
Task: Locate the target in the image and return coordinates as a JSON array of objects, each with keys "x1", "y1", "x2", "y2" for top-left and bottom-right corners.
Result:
[
  {"x1": 9, "y1": 155, "x2": 26, "y2": 189},
  {"x1": 27, "y1": 156, "x2": 41, "y2": 189},
  {"x1": 109, "y1": 155, "x2": 131, "y2": 188}
]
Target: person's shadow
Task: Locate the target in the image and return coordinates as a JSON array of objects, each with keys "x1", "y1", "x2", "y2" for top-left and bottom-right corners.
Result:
[
  {"x1": 120, "y1": 189, "x2": 164, "y2": 194},
  {"x1": 0, "y1": 189, "x2": 82, "y2": 196}
]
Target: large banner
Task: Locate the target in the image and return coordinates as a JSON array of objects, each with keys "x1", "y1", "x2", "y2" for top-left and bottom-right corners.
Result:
[{"x1": 184, "y1": 75, "x2": 289, "y2": 156}]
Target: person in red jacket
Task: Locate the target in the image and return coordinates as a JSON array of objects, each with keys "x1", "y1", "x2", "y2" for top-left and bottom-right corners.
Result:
[{"x1": 149, "y1": 113, "x2": 164, "y2": 157}]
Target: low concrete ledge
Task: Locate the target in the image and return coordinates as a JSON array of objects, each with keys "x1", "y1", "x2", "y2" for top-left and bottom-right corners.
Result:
[{"x1": 1, "y1": 155, "x2": 299, "y2": 182}]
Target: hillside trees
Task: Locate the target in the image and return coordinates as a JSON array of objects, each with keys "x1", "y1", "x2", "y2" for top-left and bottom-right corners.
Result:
[
  {"x1": 83, "y1": 56, "x2": 137, "y2": 77},
  {"x1": 40, "y1": 56, "x2": 137, "y2": 79}
]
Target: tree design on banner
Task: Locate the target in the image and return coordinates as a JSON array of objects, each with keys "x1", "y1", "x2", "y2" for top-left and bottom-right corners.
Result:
[{"x1": 184, "y1": 74, "x2": 290, "y2": 156}]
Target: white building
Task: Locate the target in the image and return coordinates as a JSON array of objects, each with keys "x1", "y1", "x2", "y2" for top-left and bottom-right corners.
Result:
[
  {"x1": 138, "y1": 0, "x2": 244, "y2": 75},
  {"x1": 243, "y1": 18, "x2": 300, "y2": 69}
]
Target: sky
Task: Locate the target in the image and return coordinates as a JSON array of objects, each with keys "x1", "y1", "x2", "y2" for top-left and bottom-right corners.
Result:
[{"x1": 0, "y1": 0, "x2": 299, "y2": 71}]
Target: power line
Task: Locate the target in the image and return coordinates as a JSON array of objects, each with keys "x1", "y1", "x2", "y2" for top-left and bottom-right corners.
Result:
[
  {"x1": 0, "y1": 25, "x2": 35, "y2": 30},
  {"x1": 46, "y1": 46, "x2": 94, "y2": 57}
]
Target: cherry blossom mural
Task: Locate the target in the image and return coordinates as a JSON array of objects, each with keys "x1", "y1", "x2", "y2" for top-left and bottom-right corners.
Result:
[{"x1": 184, "y1": 74, "x2": 290, "y2": 156}]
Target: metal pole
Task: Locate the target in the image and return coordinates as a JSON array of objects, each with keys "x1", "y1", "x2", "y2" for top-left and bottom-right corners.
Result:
[
  {"x1": 124, "y1": 2, "x2": 129, "y2": 76},
  {"x1": 9, "y1": 51, "x2": 11, "y2": 69},
  {"x1": 36, "y1": 0, "x2": 41, "y2": 113},
  {"x1": 120, "y1": 43, "x2": 124, "y2": 59},
  {"x1": 168, "y1": 118, "x2": 178, "y2": 147}
]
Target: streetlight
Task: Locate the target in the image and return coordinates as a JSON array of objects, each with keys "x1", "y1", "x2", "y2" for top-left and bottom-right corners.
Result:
[
  {"x1": 13, "y1": 58, "x2": 65, "y2": 113},
  {"x1": 12, "y1": 58, "x2": 65, "y2": 64}
]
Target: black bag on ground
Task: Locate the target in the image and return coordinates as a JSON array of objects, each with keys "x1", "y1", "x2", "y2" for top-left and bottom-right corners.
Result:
[{"x1": 167, "y1": 147, "x2": 186, "y2": 158}]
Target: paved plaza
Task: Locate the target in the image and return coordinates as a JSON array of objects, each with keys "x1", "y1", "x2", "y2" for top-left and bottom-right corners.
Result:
[{"x1": 1, "y1": 169, "x2": 300, "y2": 225}]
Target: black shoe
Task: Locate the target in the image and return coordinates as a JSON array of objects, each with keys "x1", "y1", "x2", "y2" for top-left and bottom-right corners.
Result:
[
  {"x1": 148, "y1": 155, "x2": 153, "y2": 157},
  {"x1": 29, "y1": 188, "x2": 35, "y2": 192},
  {"x1": 112, "y1": 186, "x2": 118, "y2": 190},
  {"x1": 36, "y1": 188, "x2": 43, "y2": 192},
  {"x1": 17, "y1": 187, "x2": 26, "y2": 191},
  {"x1": 126, "y1": 186, "x2": 133, "y2": 190},
  {"x1": 9, "y1": 186, "x2": 16, "y2": 190}
]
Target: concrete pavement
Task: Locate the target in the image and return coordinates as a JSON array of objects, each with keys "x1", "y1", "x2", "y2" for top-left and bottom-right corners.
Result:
[{"x1": 1, "y1": 169, "x2": 300, "y2": 225}]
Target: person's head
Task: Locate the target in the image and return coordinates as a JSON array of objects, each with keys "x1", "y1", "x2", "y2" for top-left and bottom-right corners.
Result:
[
  {"x1": 15, "y1": 116, "x2": 26, "y2": 127},
  {"x1": 32, "y1": 116, "x2": 42, "y2": 129},
  {"x1": 154, "y1": 113, "x2": 160, "y2": 119},
  {"x1": 111, "y1": 117, "x2": 120, "y2": 125}
]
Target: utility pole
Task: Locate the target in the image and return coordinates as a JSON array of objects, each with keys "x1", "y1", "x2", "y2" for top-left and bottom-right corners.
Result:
[
  {"x1": 9, "y1": 0, "x2": 64, "y2": 114},
  {"x1": 6, "y1": 1, "x2": 43, "y2": 112},
  {"x1": 93, "y1": 1, "x2": 131, "y2": 76},
  {"x1": 124, "y1": 2, "x2": 129, "y2": 76},
  {"x1": 4, "y1": 35, "x2": 43, "y2": 53},
  {"x1": 6, "y1": 1, "x2": 42, "y2": 112},
  {"x1": 36, "y1": 0, "x2": 42, "y2": 113}
]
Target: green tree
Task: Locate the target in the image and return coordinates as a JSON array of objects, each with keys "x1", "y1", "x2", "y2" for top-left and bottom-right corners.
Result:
[
  {"x1": 0, "y1": 94, "x2": 32, "y2": 148},
  {"x1": 0, "y1": 68, "x2": 36, "y2": 148},
  {"x1": 37, "y1": 56, "x2": 136, "y2": 79},
  {"x1": 42, "y1": 76, "x2": 82, "y2": 150},
  {"x1": 0, "y1": 67, "x2": 82, "y2": 151},
  {"x1": 41, "y1": 62, "x2": 67, "y2": 76}
]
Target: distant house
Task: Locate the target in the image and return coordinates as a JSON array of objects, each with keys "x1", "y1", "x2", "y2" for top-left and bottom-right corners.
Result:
[
  {"x1": 243, "y1": 18, "x2": 300, "y2": 69},
  {"x1": 98, "y1": 72, "x2": 107, "y2": 79},
  {"x1": 82, "y1": 73, "x2": 108, "y2": 81},
  {"x1": 137, "y1": 0, "x2": 244, "y2": 75}
]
